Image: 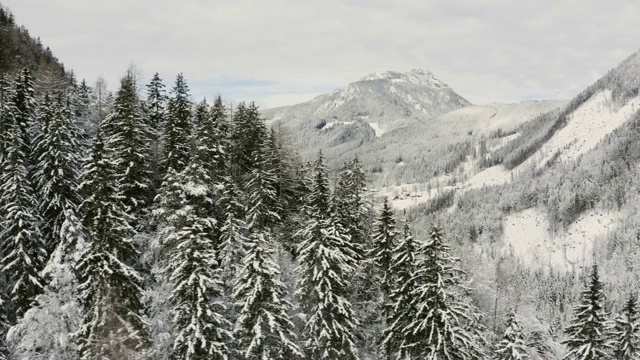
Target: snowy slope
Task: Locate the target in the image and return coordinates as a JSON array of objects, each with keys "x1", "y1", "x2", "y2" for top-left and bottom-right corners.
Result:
[
  {"x1": 502, "y1": 208, "x2": 618, "y2": 272},
  {"x1": 516, "y1": 90, "x2": 640, "y2": 173}
]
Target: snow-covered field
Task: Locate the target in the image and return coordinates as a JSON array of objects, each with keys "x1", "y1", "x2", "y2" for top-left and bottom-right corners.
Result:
[{"x1": 502, "y1": 208, "x2": 618, "y2": 272}]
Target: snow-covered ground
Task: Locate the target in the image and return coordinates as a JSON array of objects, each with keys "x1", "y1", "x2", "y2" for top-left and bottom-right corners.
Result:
[
  {"x1": 462, "y1": 165, "x2": 512, "y2": 190},
  {"x1": 324, "y1": 121, "x2": 354, "y2": 129},
  {"x1": 368, "y1": 122, "x2": 385, "y2": 137},
  {"x1": 515, "y1": 90, "x2": 640, "y2": 173},
  {"x1": 502, "y1": 208, "x2": 618, "y2": 272}
]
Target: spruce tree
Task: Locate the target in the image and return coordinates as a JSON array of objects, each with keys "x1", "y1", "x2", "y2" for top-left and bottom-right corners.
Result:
[
  {"x1": 194, "y1": 97, "x2": 226, "y2": 185},
  {"x1": 381, "y1": 223, "x2": 417, "y2": 359},
  {"x1": 612, "y1": 293, "x2": 640, "y2": 360},
  {"x1": 217, "y1": 177, "x2": 249, "y2": 292},
  {"x1": 231, "y1": 102, "x2": 267, "y2": 181},
  {"x1": 296, "y1": 152, "x2": 360, "y2": 360},
  {"x1": 233, "y1": 232, "x2": 301, "y2": 359},
  {"x1": 32, "y1": 93, "x2": 82, "y2": 255},
  {"x1": 371, "y1": 197, "x2": 398, "y2": 303},
  {"x1": 156, "y1": 118, "x2": 232, "y2": 359},
  {"x1": 163, "y1": 73, "x2": 192, "y2": 175},
  {"x1": 334, "y1": 155, "x2": 369, "y2": 252},
  {"x1": 381, "y1": 221, "x2": 418, "y2": 359},
  {"x1": 7, "y1": 208, "x2": 88, "y2": 359},
  {"x1": 369, "y1": 197, "x2": 398, "y2": 359},
  {"x1": 562, "y1": 264, "x2": 611, "y2": 360},
  {"x1": 0, "y1": 107, "x2": 46, "y2": 322},
  {"x1": 76, "y1": 129, "x2": 148, "y2": 359},
  {"x1": 403, "y1": 226, "x2": 486, "y2": 359},
  {"x1": 146, "y1": 72, "x2": 167, "y2": 195},
  {"x1": 246, "y1": 149, "x2": 281, "y2": 232},
  {"x1": 495, "y1": 312, "x2": 529, "y2": 360},
  {"x1": 164, "y1": 158, "x2": 231, "y2": 360},
  {"x1": 11, "y1": 67, "x2": 36, "y2": 162},
  {"x1": 104, "y1": 73, "x2": 151, "y2": 221}
]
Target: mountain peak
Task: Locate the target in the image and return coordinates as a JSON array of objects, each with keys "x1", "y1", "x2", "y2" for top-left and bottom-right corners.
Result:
[{"x1": 359, "y1": 68, "x2": 448, "y2": 89}]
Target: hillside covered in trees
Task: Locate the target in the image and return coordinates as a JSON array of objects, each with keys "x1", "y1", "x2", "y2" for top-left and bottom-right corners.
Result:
[{"x1": 2, "y1": 4, "x2": 640, "y2": 360}]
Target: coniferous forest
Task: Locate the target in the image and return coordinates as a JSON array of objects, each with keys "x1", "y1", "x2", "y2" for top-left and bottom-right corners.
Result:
[
  {"x1": 2, "y1": 4, "x2": 640, "y2": 360},
  {"x1": 0, "y1": 65, "x2": 635, "y2": 360}
]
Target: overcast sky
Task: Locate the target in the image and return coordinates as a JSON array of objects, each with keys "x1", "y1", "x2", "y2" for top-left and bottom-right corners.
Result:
[{"x1": 3, "y1": 0, "x2": 640, "y2": 109}]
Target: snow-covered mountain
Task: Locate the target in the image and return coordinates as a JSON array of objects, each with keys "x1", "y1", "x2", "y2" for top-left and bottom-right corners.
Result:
[
  {"x1": 263, "y1": 68, "x2": 470, "y2": 140},
  {"x1": 264, "y1": 68, "x2": 565, "y2": 188}
]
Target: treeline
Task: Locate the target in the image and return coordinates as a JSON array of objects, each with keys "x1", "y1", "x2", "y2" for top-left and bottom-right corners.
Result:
[{"x1": 0, "y1": 6, "x2": 69, "y2": 86}]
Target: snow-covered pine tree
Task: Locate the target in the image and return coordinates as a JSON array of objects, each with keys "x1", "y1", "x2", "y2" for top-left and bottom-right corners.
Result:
[
  {"x1": 246, "y1": 149, "x2": 281, "y2": 233},
  {"x1": 380, "y1": 222, "x2": 418, "y2": 359},
  {"x1": 233, "y1": 231, "x2": 301, "y2": 360},
  {"x1": 32, "y1": 93, "x2": 82, "y2": 255},
  {"x1": 369, "y1": 197, "x2": 398, "y2": 359},
  {"x1": 562, "y1": 264, "x2": 611, "y2": 360},
  {"x1": 7, "y1": 208, "x2": 88, "y2": 359},
  {"x1": 164, "y1": 153, "x2": 231, "y2": 360},
  {"x1": 371, "y1": 197, "x2": 398, "y2": 302},
  {"x1": 231, "y1": 102, "x2": 267, "y2": 182},
  {"x1": 11, "y1": 67, "x2": 36, "y2": 162},
  {"x1": 495, "y1": 311, "x2": 529, "y2": 360},
  {"x1": 104, "y1": 72, "x2": 152, "y2": 221},
  {"x1": 76, "y1": 129, "x2": 148, "y2": 359},
  {"x1": 163, "y1": 73, "x2": 192, "y2": 175},
  {"x1": 0, "y1": 106, "x2": 46, "y2": 322},
  {"x1": 69, "y1": 79, "x2": 92, "y2": 154},
  {"x1": 195, "y1": 96, "x2": 227, "y2": 185},
  {"x1": 217, "y1": 177, "x2": 249, "y2": 292},
  {"x1": 612, "y1": 292, "x2": 640, "y2": 359},
  {"x1": 403, "y1": 226, "x2": 486, "y2": 359},
  {"x1": 296, "y1": 151, "x2": 360, "y2": 360},
  {"x1": 210, "y1": 96, "x2": 230, "y2": 150},
  {"x1": 334, "y1": 155, "x2": 370, "y2": 257},
  {"x1": 145, "y1": 72, "x2": 167, "y2": 195}
]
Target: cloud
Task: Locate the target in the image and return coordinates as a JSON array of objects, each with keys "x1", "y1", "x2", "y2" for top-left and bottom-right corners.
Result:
[{"x1": 4, "y1": 0, "x2": 640, "y2": 108}]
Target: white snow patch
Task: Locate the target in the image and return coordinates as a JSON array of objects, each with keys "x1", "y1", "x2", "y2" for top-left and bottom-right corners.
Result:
[
  {"x1": 461, "y1": 165, "x2": 512, "y2": 190},
  {"x1": 324, "y1": 121, "x2": 354, "y2": 130},
  {"x1": 368, "y1": 122, "x2": 385, "y2": 137},
  {"x1": 502, "y1": 208, "x2": 617, "y2": 272}
]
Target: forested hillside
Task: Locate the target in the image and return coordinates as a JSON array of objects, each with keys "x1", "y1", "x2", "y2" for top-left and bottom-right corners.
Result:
[{"x1": 2, "y1": 3, "x2": 640, "y2": 360}]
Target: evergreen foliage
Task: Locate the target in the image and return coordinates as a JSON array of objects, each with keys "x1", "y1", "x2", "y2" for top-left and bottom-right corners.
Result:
[
  {"x1": 403, "y1": 226, "x2": 486, "y2": 359},
  {"x1": 33, "y1": 93, "x2": 82, "y2": 254},
  {"x1": 494, "y1": 312, "x2": 529, "y2": 360},
  {"x1": 146, "y1": 72, "x2": 167, "y2": 194},
  {"x1": 217, "y1": 177, "x2": 249, "y2": 292},
  {"x1": 381, "y1": 221, "x2": 418, "y2": 359},
  {"x1": 104, "y1": 73, "x2": 152, "y2": 220},
  {"x1": 7, "y1": 208, "x2": 88, "y2": 359},
  {"x1": 562, "y1": 265, "x2": 611, "y2": 360},
  {"x1": 612, "y1": 293, "x2": 640, "y2": 360},
  {"x1": 163, "y1": 73, "x2": 192, "y2": 175},
  {"x1": 76, "y1": 129, "x2": 148, "y2": 359},
  {"x1": 233, "y1": 232, "x2": 301, "y2": 359},
  {"x1": 0, "y1": 106, "x2": 46, "y2": 322},
  {"x1": 296, "y1": 152, "x2": 360, "y2": 360}
]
